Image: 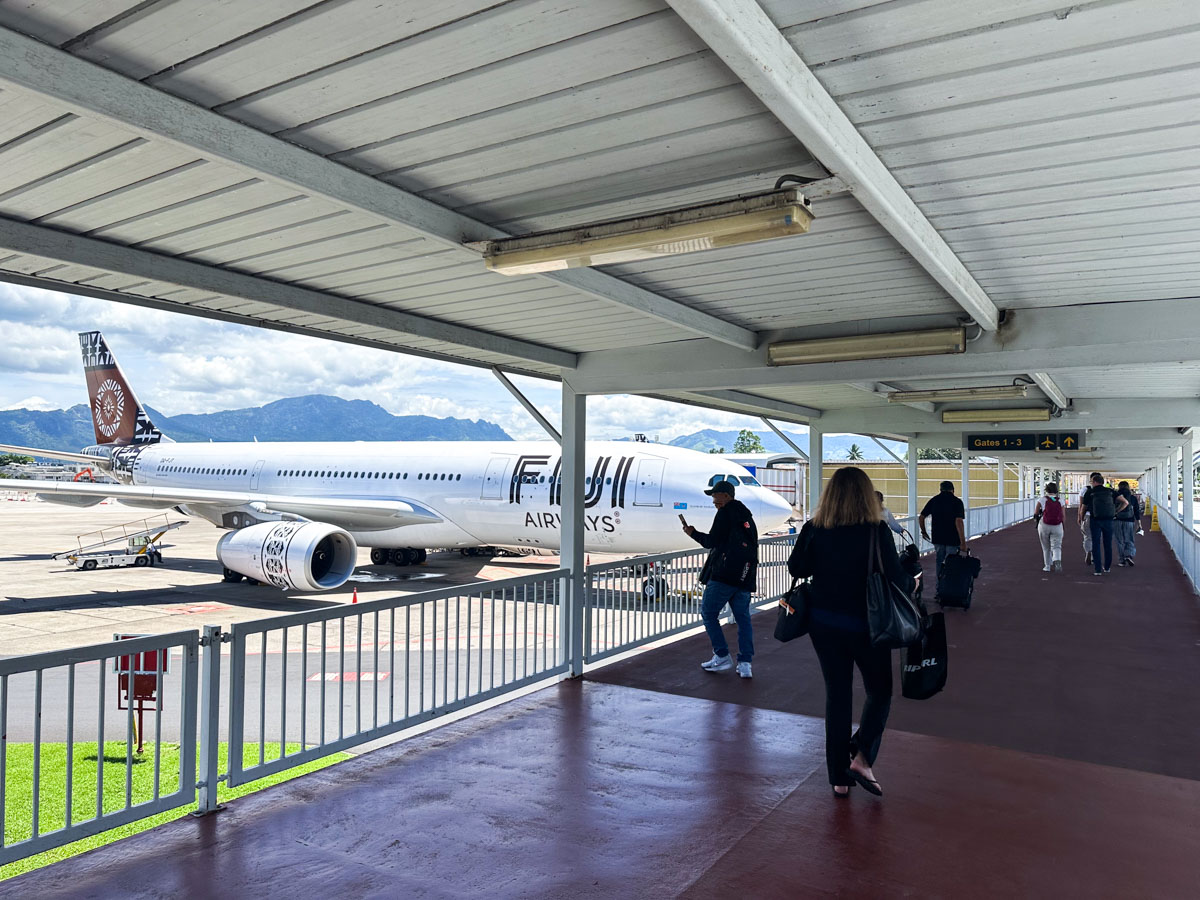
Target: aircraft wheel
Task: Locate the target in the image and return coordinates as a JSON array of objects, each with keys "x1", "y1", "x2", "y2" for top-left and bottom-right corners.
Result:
[
  {"x1": 134, "y1": 555, "x2": 150, "y2": 567},
  {"x1": 370, "y1": 548, "x2": 389, "y2": 565},
  {"x1": 414, "y1": 548, "x2": 427, "y2": 564},
  {"x1": 82, "y1": 559, "x2": 98, "y2": 571},
  {"x1": 641, "y1": 577, "x2": 669, "y2": 603},
  {"x1": 390, "y1": 548, "x2": 409, "y2": 567},
  {"x1": 222, "y1": 567, "x2": 244, "y2": 583}
]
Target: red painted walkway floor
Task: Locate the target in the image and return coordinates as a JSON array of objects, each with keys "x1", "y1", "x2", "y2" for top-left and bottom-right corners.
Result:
[{"x1": 9, "y1": 517, "x2": 1200, "y2": 898}]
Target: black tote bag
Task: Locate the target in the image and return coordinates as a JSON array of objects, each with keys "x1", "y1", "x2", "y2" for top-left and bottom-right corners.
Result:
[
  {"x1": 901, "y1": 611, "x2": 947, "y2": 700},
  {"x1": 865, "y1": 527, "x2": 924, "y2": 650},
  {"x1": 773, "y1": 577, "x2": 811, "y2": 642}
]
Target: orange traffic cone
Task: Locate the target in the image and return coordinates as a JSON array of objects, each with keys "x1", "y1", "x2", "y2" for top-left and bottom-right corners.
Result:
[{"x1": 351, "y1": 588, "x2": 359, "y2": 604}]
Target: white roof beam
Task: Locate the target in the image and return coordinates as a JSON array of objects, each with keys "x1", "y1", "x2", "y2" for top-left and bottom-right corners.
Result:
[
  {"x1": 760, "y1": 418, "x2": 807, "y2": 461},
  {"x1": 492, "y1": 368, "x2": 561, "y2": 444},
  {"x1": 0, "y1": 217, "x2": 576, "y2": 369},
  {"x1": 571, "y1": 297, "x2": 1200, "y2": 395},
  {"x1": 1029, "y1": 373, "x2": 1069, "y2": 408},
  {"x1": 666, "y1": 0, "x2": 1000, "y2": 331},
  {"x1": 841, "y1": 399, "x2": 1200, "y2": 436},
  {"x1": 0, "y1": 26, "x2": 756, "y2": 352}
]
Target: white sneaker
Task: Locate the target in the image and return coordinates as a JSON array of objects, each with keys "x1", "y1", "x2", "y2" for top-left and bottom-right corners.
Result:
[
  {"x1": 1053, "y1": 560, "x2": 1062, "y2": 573},
  {"x1": 736, "y1": 661, "x2": 753, "y2": 679},
  {"x1": 701, "y1": 653, "x2": 734, "y2": 672},
  {"x1": 1042, "y1": 566, "x2": 1051, "y2": 572}
]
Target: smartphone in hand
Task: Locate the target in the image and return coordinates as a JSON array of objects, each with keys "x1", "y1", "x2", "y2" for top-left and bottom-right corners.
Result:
[{"x1": 678, "y1": 513, "x2": 688, "y2": 526}]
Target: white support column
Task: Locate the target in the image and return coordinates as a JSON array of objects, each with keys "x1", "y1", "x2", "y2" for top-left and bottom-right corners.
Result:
[
  {"x1": 1168, "y1": 449, "x2": 1177, "y2": 519},
  {"x1": 997, "y1": 458, "x2": 1005, "y2": 506},
  {"x1": 808, "y1": 427, "x2": 823, "y2": 517},
  {"x1": 1018, "y1": 464, "x2": 1026, "y2": 499},
  {"x1": 907, "y1": 441, "x2": 919, "y2": 525},
  {"x1": 961, "y1": 445, "x2": 971, "y2": 536},
  {"x1": 1183, "y1": 433, "x2": 1194, "y2": 533},
  {"x1": 560, "y1": 383, "x2": 587, "y2": 677}
]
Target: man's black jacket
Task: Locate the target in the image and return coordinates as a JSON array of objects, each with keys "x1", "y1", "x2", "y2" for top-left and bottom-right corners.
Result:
[{"x1": 690, "y1": 498, "x2": 758, "y2": 591}]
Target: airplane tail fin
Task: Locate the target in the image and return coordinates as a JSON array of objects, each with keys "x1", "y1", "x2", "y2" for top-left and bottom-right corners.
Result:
[{"x1": 79, "y1": 331, "x2": 168, "y2": 446}]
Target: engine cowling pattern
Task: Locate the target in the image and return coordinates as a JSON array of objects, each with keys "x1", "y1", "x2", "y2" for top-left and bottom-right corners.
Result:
[{"x1": 216, "y1": 521, "x2": 357, "y2": 591}]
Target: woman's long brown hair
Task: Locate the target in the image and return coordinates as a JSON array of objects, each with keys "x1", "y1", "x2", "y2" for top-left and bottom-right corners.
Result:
[{"x1": 811, "y1": 466, "x2": 882, "y2": 529}]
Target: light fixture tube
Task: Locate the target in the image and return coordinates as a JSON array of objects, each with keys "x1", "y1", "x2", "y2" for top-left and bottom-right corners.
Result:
[
  {"x1": 941, "y1": 407, "x2": 1052, "y2": 424},
  {"x1": 484, "y1": 189, "x2": 813, "y2": 276},
  {"x1": 768, "y1": 327, "x2": 966, "y2": 366},
  {"x1": 888, "y1": 385, "x2": 1029, "y2": 403}
]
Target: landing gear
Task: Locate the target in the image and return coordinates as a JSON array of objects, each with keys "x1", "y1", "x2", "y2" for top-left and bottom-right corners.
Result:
[
  {"x1": 641, "y1": 576, "x2": 670, "y2": 603},
  {"x1": 386, "y1": 547, "x2": 424, "y2": 566},
  {"x1": 370, "y1": 548, "x2": 389, "y2": 565},
  {"x1": 222, "y1": 567, "x2": 244, "y2": 583}
]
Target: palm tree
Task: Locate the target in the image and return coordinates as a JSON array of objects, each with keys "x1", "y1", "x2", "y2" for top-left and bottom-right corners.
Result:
[{"x1": 847, "y1": 443, "x2": 864, "y2": 460}]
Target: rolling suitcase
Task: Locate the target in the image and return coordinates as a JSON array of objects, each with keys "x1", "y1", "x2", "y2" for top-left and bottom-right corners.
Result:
[{"x1": 939, "y1": 550, "x2": 981, "y2": 609}]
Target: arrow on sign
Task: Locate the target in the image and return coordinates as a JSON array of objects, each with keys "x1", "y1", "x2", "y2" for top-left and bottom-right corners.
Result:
[{"x1": 1062, "y1": 435, "x2": 1076, "y2": 447}]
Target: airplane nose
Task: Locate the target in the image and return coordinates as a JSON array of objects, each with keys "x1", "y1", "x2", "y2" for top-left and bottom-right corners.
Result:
[{"x1": 755, "y1": 487, "x2": 794, "y2": 529}]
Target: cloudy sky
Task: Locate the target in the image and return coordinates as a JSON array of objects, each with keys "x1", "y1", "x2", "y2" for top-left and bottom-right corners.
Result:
[{"x1": 0, "y1": 282, "x2": 803, "y2": 443}]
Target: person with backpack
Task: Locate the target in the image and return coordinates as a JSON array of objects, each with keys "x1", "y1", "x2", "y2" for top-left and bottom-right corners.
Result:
[
  {"x1": 1034, "y1": 482, "x2": 1065, "y2": 573},
  {"x1": 1079, "y1": 473, "x2": 1129, "y2": 575},
  {"x1": 1114, "y1": 480, "x2": 1141, "y2": 567}
]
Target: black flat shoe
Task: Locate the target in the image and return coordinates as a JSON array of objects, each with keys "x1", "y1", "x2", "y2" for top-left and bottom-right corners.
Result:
[
  {"x1": 832, "y1": 786, "x2": 851, "y2": 799},
  {"x1": 847, "y1": 768, "x2": 883, "y2": 796}
]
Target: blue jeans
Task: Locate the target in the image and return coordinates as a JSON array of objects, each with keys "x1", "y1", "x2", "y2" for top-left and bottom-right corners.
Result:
[
  {"x1": 1090, "y1": 518, "x2": 1114, "y2": 572},
  {"x1": 934, "y1": 544, "x2": 959, "y2": 597},
  {"x1": 700, "y1": 580, "x2": 753, "y2": 662}
]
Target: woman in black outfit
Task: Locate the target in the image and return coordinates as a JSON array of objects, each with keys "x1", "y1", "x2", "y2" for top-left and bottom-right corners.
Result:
[{"x1": 788, "y1": 466, "x2": 908, "y2": 799}]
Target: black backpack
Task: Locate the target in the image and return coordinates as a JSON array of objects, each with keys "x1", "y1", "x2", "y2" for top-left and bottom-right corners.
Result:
[{"x1": 1089, "y1": 486, "x2": 1117, "y2": 520}]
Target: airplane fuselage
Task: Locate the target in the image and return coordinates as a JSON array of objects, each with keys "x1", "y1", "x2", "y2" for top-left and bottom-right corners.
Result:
[{"x1": 120, "y1": 440, "x2": 793, "y2": 555}]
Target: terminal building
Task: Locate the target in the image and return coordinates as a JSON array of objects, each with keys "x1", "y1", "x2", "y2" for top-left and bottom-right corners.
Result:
[{"x1": 0, "y1": 1, "x2": 1198, "y2": 895}]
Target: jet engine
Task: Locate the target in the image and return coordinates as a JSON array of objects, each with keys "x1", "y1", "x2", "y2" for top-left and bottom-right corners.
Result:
[{"x1": 216, "y1": 521, "x2": 357, "y2": 591}]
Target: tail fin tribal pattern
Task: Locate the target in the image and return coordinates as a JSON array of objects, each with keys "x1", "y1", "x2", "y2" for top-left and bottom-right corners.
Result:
[{"x1": 79, "y1": 331, "x2": 165, "y2": 446}]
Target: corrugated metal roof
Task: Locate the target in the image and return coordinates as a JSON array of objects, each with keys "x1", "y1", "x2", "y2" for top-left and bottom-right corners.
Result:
[{"x1": 0, "y1": 0, "x2": 1196, "y2": 466}]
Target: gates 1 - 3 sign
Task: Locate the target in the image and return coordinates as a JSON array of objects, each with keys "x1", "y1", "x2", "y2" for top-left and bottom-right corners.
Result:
[
  {"x1": 965, "y1": 432, "x2": 1081, "y2": 452},
  {"x1": 966, "y1": 433, "x2": 1036, "y2": 452}
]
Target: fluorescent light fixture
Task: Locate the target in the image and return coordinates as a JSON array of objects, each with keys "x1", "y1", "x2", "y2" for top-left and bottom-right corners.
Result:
[
  {"x1": 941, "y1": 407, "x2": 1051, "y2": 424},
  {"x1": 888, "y1": 385, "x2": 1029, "y2": 403},
  {"x1": 483, "y1": 189, "x2": 813, "y2": 275},
  {"x1": 768, "y1": 327, "x2": 965, "y2": 366}
]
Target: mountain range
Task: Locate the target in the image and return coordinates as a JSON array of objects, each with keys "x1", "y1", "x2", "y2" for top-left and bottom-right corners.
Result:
[
  {"x1": 1, "y1": 397, "x2": 903, "y2": 461},
  {"x1": 0, "y1": 395, "x2": 510, "y2": 452}
]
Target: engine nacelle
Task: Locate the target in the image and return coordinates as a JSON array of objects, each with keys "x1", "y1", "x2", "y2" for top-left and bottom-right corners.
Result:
[{"x1": 216, "y1": 521, "x2": 357, "y2": 591}]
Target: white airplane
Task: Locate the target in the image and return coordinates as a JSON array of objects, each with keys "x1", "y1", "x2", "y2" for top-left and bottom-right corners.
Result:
[{"x1": 1, "y1": 332, "x2": 793, "y2": 591}]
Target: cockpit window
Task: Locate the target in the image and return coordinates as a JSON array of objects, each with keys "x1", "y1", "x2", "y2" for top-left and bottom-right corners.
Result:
[
  {"x1": 708, "y1": 474, "x2": 731, "y2": 487},
  {"x1": 739, "y1": 476, "x2": 760, "y2": 486}
]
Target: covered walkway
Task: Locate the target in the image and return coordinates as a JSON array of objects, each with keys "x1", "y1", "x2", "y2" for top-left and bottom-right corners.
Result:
[{"x1": 9, "y1": 517, "x2": 1200, "y2": 897}]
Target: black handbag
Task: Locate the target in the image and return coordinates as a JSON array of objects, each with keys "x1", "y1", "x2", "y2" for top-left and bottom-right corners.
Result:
[
  {"x1": 773, "y1": 577, "x2": 811, "y2": 642},
  {"x1": 901, "y1": 611, "x2": 947, "y2": 699},
  {"x1": 865, "y1": 527, "x2": 924, "y2": 649}
]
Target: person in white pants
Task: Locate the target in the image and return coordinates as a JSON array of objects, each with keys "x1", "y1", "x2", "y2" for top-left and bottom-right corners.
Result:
[{"x1": 1035, "y1": 482, "x2": 1065, "y2": 573}]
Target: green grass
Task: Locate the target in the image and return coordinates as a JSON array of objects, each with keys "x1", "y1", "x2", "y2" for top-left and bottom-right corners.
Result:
[{"x1": 1, "y1": 741, "x2": 350, "y2": 879}]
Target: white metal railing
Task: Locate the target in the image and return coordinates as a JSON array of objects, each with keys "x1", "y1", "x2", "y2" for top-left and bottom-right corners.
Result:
[
  {"x1": 0, "y1": 631, "x2": 199, "y2": 865},
  {"x1": 0, "y1": 499, "x2": 1054, "y2": 866},
  {"x1": 221, "y1": 570, "x2": 567, "y2": 789},
  {"x1": 584, "y1": 534, "x2": 796, "y2": 663},
  {"x1": 1149, "y1": 496, "x2": 1200, "y2": 594},
  {"x1": 965, "y1": 497, "x2": 1039, "y2": 539}
]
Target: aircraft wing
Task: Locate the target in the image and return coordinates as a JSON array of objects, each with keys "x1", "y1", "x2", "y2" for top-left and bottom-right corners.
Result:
[
  {"x1": 0, "y1": 443, "x2": 109, "y2": 466},
  {"x1": 1, "y1": 479, "x2": 443, "y2": 531}
]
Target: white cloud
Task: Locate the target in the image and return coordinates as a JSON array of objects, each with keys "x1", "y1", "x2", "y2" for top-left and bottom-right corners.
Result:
[
  {"x1": 2, "y1": 395, "x2": 59, "y2": 411},
  {"x1": 0, "y1": 282, "x2": 800, "y2": 441}
]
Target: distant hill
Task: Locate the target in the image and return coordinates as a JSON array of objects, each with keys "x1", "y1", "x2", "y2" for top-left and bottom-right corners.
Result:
[
  {"x1": 0, "y1": 395, "x2": 511, "y2": 452},
  {"x1": 666, "y1": 429, "x2": 906, "y2": 461}
]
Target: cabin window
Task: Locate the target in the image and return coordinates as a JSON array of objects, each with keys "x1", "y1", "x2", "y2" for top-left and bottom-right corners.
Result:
[{"x1": 456, "y1": 474, "x2": 461, "y2": 481}]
